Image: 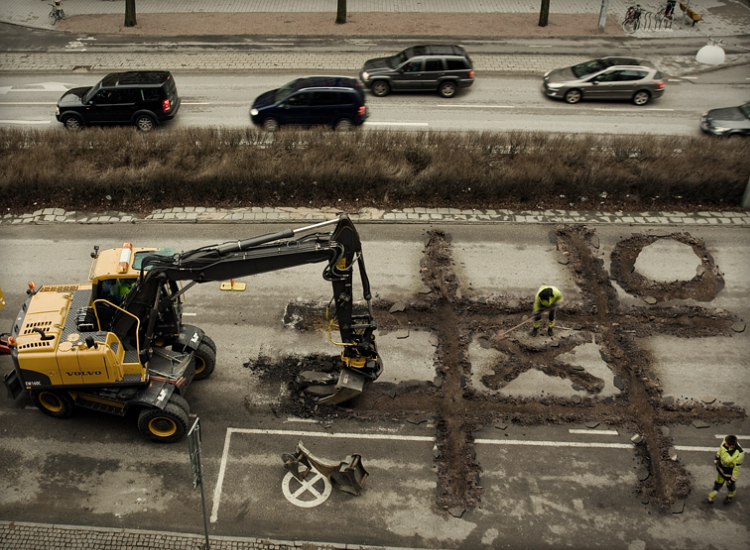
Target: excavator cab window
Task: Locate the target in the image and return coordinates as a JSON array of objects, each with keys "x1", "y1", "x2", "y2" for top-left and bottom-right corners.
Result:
[{"x1": 99, "y1": 278, "x2": 134, "y2": 307}]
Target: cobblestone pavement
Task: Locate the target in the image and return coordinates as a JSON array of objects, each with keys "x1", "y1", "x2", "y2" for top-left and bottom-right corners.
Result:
[
  {"x1": 0, "y1": 520, "x2": 419, "y2": 550},
  {"x1": 3, "y1": 50, "x2": 750, "y2": 75},
  {"x1": 3, "y1": 206, "x2": 749, "y2": 227}
]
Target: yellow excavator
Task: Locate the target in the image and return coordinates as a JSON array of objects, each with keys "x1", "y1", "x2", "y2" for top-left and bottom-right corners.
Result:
[{"x1": 2, "y1": 215, "x2": 382, "y2": 442}]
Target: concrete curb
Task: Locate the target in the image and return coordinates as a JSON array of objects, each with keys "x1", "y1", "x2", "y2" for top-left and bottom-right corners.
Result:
[{"x1": 2, "y1": 207, "x2": 749, "y2": 227}]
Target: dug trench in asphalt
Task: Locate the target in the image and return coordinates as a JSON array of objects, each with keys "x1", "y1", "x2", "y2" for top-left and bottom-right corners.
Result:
[{"x1": 0, "y1": 221, "x2": 748, "y2": 549}]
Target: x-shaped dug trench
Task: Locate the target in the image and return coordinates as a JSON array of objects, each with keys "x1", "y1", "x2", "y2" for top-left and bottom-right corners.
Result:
[{"x1": 249, "y1": 225, "x2": 746, "y2": 511}]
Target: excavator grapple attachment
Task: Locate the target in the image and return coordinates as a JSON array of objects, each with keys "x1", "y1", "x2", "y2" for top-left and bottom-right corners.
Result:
[{"x1": 281, "y1": 441, "x2": 369, "y2": 496}]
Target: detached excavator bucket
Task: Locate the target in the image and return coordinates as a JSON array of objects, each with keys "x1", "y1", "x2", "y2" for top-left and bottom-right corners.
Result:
[
  {"x1": 281, "y1": 441, "x2": 369, "y2": 496},
  {"x1": 316, "y1": 368, "x2": 366, "y2": 405},
  {"x1": 330, "y1": 455, "x2": 368, "y2": 495}
]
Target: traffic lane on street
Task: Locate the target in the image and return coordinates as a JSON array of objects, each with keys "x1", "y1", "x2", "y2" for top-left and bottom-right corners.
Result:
[
  {"x1": 1, "y1": 223, "x2": 749, "y2": 549},
  {"x1": 1, "y1": 71, "x2": 747, "y2": 134}
]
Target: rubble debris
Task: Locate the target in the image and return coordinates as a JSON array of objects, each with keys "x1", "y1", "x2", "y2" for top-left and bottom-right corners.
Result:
[
  {"x1": 390, "y1": 301, "x2": 407, "y2": 313},
  {"x1": 448, "y1": 506, "x2": 465, "y2": 518}
]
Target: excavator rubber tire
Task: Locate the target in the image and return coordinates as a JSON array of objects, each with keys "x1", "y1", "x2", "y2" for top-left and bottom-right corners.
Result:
[
  {"x1": 193, "y1": 341, "x2": 217, "y2": 381},
  {"x1": 201, "y1": 334, "x2": 217, "y2": 354},
  {"x1": 31, "y1": 390, "x2": 75, "y2": 419},
  {"x1": 168, "y1": 393, "x2": 191, "y2": 416},
  {"x1": 137, "y1": 403, "x2": 189, "y2": 443}
]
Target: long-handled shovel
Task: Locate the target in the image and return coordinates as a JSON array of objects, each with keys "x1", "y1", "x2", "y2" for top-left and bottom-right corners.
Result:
[
  {"x1": 496, "y1": 308, "x2": 555, "y2": 340},
  {"x1": 496, "y1": 316, "x2": 535, "y2": 340}
]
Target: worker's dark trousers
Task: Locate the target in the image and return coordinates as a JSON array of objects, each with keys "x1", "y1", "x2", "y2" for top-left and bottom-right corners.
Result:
[{"x1": 533, "y1": 308, "x2": 555, "y2": 329}]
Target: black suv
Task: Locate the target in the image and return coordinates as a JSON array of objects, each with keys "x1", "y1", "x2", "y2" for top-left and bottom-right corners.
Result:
[
  {"x1": 250, "y1": 76, "x2": 368, "y2": 131},
  {"x1": 56, "y1": 71, "x2": 180, "y2": 131},
  {"x1": 360, "y1": 45, "x2": 474, "y2": 98}
]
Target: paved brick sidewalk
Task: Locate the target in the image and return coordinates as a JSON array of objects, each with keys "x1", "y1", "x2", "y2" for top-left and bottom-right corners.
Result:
[
  {"x1": 0, "y1": 520, "x2": 413, "y2": 550},
  {"x1": 4, "y1": 0, "x2": 750, "y2": 37}
]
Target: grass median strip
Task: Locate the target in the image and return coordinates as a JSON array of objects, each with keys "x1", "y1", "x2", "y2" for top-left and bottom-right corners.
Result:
[{"x1": 1, "y1": 126, "x2": 747, "y2": 214}]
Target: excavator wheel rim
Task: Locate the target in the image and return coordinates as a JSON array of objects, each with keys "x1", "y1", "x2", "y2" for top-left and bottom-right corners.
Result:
[
  {"x1": 195, "y1": 355, "x2": 206, "y2": 375},
  {"x1": 148, "y1": 416, "x2": 178, "y2": 438},
  {"x1": 38, "y1": 391, "x2": 64, "y2": 413}
]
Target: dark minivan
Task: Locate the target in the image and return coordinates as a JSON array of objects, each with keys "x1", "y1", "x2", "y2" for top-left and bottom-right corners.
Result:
[
  {"x1": 359, "y1": 45, "x2": 474, "y2": 98},
  {"x1": 56, "y1": 71, "x2": 180, "y2": 131},
  {"x1": 250, "y1": 76, "x2": 368, "y2": 131}
]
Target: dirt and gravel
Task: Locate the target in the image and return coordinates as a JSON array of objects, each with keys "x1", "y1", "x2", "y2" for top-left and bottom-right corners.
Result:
[
  {"x1": 55, "y1": 12, "x2": 625, "y2": 38},
  {"x1": 244, "y1": 224, "x2": 746, "y2": 511}
]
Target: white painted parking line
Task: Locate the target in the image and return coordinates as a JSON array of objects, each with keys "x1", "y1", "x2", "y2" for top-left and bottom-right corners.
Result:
[
  {"x1": 476, "y1": 438, "x2": 633, "y2": 449},
  {"x1": 229, "y1": 428, "x2": 434, "y2": 441},
  {"x1": 0, "y1": 120, "x2": 51, "y2": 125},
  {"x1": 182, "y1": 102, "x2": 211, "y2": 105},
  {"x1": 0, "y1": 102, "x2": 57, "y2": 105},
  {"x1": 182, "y1": 313, "x2": 197, "y2": 316},
  {"x1": 285, "y1": 417, "x2": 318, "y2": 423},
  {"x1": 674, "y1": 445, "x2": 719, "y2": 452},
  {"x1": 436, "y1": 105, "x2": 514, "y2": 108},
  {"x1": 568, "y1": 429, "x2": 619, "y2": 435},
  {"x1": 715, "y1": 434, "x2": 750, "y2": 439},
  {"x1": 594, "y1": 108, "x2": 675, "y2": 112},
  {"x1": 364, "y1": 122, "x2": 429, "y2": 126}
]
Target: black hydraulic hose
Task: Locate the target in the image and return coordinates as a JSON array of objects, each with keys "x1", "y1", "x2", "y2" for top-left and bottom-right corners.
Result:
[{"x1": 216, "y1": 229, "x2": 296, "y2": 254}]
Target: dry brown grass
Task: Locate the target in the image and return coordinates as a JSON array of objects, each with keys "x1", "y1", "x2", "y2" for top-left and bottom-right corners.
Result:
[{"x1": 1, "y1": 127, "x2": 747, "y2": 214}]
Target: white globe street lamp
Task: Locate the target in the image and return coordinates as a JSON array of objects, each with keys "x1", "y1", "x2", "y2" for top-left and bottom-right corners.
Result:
[{"x1": 696, "y1": 40, "x2": 726, "y2": 65}]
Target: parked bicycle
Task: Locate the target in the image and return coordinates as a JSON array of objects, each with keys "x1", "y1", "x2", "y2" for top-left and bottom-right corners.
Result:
[
  {"x1": 622, "y1": 4, "x2": 643, "y2": 34},
  {"x1": 48, "y1": 1, "x2": 65, "y2": 25}
]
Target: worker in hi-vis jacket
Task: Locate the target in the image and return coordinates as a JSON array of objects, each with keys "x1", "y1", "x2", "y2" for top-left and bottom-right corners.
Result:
[
  {"x1": 531, "y1": 285, "x2": 563, "y2": 337},
  {"x1": 708, "y1": 435, "x2": 744, "y2": 505}
]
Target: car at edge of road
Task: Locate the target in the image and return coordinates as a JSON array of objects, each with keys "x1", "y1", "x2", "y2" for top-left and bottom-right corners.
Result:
[
  {"x1": 701, "y1": 102, "x2": 750, "y2": 137},
  {"x1": 249, "y1": 76, "x2": 368, "y2": 131},
  {"x1": 542, "y1": 56, "x2": 665, "y2": 106},
  {"x1": 55, "y1": 71, "x2": 180, "y2": 131},
  {"x1": 359, "y1": 45, "x2": 474, "y2": 98}
]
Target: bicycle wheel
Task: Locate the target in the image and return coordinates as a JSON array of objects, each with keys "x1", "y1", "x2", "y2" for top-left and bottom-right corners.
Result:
[{"x1": 622, "y1": 19, "x2": 636, "y2": 34}]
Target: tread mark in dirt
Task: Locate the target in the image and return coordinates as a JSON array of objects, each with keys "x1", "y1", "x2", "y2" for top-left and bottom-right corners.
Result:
[{"x1": 247, "y1": 225, "x2": 745, "y2": 511}]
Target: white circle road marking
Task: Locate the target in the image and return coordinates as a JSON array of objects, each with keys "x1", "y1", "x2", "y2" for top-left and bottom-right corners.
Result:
[{"x1": 282, "y1": 470, "x2": 332, "y2": 508}]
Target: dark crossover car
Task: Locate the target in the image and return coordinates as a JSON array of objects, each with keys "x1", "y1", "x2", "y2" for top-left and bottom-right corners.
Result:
[
  {"x1": 542, "y1": 57, "x2": 665, "y2": 106},
  {"x1": 250, "y1": 76, "x2": 368, "y2": 131},
  {"x1": 56, "y1": 71, "x2": 180, "y2": 131},
  {"x1": 359, "y1": 45, "x2": 474, "y2": 98},
  {"x1": 701, "y1": 102, "x2": 750, "y2": 137}
]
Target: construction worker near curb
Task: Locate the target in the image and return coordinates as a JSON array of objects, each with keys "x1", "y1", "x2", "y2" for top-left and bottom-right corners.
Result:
[
  {"x1": 708, "y1": 435, "x2": 744, "y2": 504},
  {"x1": 531, "y1": 285, "x2": 563, "y2": 337}
]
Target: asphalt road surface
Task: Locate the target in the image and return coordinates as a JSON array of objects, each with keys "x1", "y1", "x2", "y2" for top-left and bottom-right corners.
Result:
[
  {"x1": 1, "y1": 68, "x2": 748, "y2": 135},
  {"x1": 1, "y1": 221, "x2": 748, "y2": 550}
]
